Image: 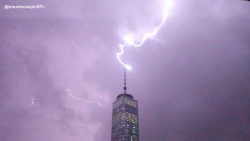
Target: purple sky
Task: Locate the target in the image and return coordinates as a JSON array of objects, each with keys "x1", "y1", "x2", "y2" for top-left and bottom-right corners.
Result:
[{"x1": 0, "y1": 0, "x2": 250, "y2": 141}]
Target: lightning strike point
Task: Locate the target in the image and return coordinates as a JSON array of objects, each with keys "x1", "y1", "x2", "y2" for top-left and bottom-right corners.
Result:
[{"x1": 125, "y1": 65, "x2": 132, "y2": 70}]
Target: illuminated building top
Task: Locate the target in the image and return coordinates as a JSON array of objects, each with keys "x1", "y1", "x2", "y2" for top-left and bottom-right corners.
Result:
[{"x1": 111, "y1": 68, "x2": 139, "y2": 141}]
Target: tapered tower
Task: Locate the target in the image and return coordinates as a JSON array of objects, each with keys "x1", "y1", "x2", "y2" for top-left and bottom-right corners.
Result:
[{"x1": 111, "y1": 68, "x2": 139, "y2": 141}]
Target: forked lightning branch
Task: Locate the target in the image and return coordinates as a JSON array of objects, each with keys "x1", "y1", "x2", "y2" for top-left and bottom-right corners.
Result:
[{"x1": 117, "y1": 0, "x2": 172, "y2": 70}]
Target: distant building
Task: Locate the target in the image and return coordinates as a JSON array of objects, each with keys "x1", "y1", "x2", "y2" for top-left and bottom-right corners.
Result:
[{"x1": 111, "y1": 69, "x2": 139, "y2": 141}]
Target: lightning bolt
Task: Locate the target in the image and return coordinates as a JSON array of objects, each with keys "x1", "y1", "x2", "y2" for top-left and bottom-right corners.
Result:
[
  {"x1": 117, "y1": 0, "x2": 172, "y2": 70},
  {"x1": 0, "y1": 98, "x2": 36, "y2": 125},
  {"x1": 64, "y1": 89, "x2": 102, "y2": 107},
  {"x1": 24, "y1": 98, "x2": 37, "y2": 109},
  {"x1": 0, "y1": 98, "x2": 37, "y2": 113}
]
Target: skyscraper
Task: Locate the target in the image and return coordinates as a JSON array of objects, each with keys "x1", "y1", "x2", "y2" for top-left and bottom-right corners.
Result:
[{"x1": 111, "y1": 69, "x2": 139, "y2": 141}]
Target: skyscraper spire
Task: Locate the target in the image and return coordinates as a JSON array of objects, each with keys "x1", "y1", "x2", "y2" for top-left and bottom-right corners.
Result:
[{"x1": 124, "y1": 67, "x2": 127, "y2": 94}]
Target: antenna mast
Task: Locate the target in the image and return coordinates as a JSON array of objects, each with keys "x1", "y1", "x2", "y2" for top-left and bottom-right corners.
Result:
[{"x1": 124, "y1": 67, "x2": 127, "y2": 94}]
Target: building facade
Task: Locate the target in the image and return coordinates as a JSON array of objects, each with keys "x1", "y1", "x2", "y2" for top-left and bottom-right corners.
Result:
[{"x1": 111, "y1": 93, "x2": 139, "y2": 141}]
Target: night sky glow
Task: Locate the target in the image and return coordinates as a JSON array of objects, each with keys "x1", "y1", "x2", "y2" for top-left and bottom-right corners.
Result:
[{"x1": 0, "y1": 0, "x2": 250, "y2": 141}]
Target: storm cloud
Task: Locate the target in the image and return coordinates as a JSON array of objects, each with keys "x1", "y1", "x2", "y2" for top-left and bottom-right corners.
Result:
[{"x1": 0, "y1": 0, "x2": 249, "y2": 141}]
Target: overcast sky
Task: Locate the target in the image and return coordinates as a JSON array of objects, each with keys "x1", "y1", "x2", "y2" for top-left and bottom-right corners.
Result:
[{"x1": 0, "y1": 0, "x2": 249, "y2": 141}]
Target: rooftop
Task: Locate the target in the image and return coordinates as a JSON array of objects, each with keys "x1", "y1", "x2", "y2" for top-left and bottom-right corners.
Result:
[{"x1": 117, "y1": 94, "x2": 133, "y2": 99}]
